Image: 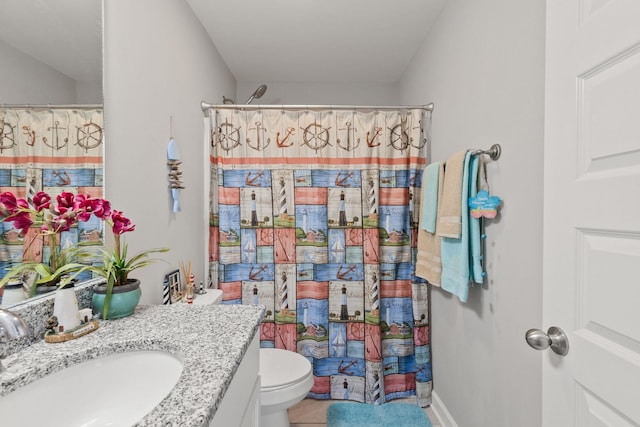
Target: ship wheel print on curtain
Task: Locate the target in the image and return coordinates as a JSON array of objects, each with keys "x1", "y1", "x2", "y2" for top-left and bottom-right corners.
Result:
[
  {"x1": 0, "y1": 122, "x2": 16, "y2": 153},
  {"x1": 388, "y1": 114, "x2": 427, "y2": 152},
  {"x1": 76, "y1": 121, "x2": 103, "y2": 152},
  {"x1": 214, "y1": 117, "x2": 241, "y2": 152},
  {"x1": 301, "y1": 121, "x2": 331, "y2": 152}
]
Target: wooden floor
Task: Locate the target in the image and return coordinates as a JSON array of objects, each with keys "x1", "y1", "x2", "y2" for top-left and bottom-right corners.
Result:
[{"x1": 288, "y1": 398, "x2": 441, "y2": 427}]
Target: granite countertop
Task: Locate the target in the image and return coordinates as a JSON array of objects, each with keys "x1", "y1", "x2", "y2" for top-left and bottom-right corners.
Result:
[{"x1": 0, "y1": 303, "x2": 264, "y2": 427}]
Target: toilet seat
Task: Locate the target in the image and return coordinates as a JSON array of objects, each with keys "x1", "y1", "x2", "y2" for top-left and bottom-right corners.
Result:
[{"x1": 260, "y1": 348, "x2": 312, "y2": 392}]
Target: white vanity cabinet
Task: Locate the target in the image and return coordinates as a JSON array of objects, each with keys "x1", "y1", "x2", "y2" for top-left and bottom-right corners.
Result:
[{"x1": 210, "y1": 334, "x2": 260, "y2": 427}]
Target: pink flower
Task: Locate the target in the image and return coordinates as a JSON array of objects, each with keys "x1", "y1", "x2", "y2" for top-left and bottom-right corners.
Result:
[
  {"x1": 0, "y1": 192, "x2": 18, "y2": 217},
  {"x1": 52, "y1": 215, "x2": 71, "y2": 233},
  {"x1": 16, "y1": 198, "x2": 29, "y2": 210},
  {"x1": 11, "y1": 211, "x2": 33, "y2": 235},
  {"x1": 93, "y1": 199, "x2": 111, "y2": 220},
  {"x1": 33, "y1": 192, "x2": 51, "y2": 212},
  {"x1": 111, "y1": 210, "x2": 135, "y2": 235},
  {"x1": 74, "y1": 193, "x2": 88, "y2": 206},
  {"x1": 55, "y1": 191, "x2": 76, "y2": 215},
  {"x1": 78, "y1": 197, "x2": 111, "y2": 222},
  {"x1": 75, "y1": 194, "x2": 92, "y2": 222}
]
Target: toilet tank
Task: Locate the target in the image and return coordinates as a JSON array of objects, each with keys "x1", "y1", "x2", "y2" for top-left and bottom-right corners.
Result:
[{"x1": 192, "y1": 289, "x2": 223, "y2": 305}]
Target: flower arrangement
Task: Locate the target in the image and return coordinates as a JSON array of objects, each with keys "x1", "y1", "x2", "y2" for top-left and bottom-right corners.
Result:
[
  {"x1": 0, "y1": 190, "x2": 108, "y2": 295},
  {"x1": 0, "y1": 191, "x2": 168, "y2": 317},
  {"x1": 78, "y1": 208, "x2": 169, "y2": 318}
]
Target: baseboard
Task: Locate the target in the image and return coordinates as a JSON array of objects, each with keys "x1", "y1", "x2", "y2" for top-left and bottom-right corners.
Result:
[{"x1": 431, "y1": 391, "x2": 458, "y2": 427}]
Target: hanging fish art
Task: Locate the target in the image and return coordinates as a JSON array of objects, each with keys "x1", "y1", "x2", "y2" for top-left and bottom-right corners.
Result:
[{"x1": 167, "y1": 137, "x2": 183, "y2": 213}]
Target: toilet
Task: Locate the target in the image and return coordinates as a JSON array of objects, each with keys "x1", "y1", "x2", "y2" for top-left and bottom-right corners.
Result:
[
  {"x1": 259, "y1": 348, "x2": 314, "y2": 427},
  {"x1": 193, "y1": 289, "x2": 313, "y2": 427}
]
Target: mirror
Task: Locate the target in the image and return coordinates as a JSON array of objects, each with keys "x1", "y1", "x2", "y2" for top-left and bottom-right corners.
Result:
[
  {"x1": 0, "y1": 0, "x2": 102, "y2": 104},
  {"x1": 0, "y1": 0, "x2": 103, "y2": 307}
]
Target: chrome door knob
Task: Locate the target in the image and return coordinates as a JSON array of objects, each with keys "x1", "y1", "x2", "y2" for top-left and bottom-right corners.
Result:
[{"x1": 525, "y1": 326, "x2": 569, "y2": 356}]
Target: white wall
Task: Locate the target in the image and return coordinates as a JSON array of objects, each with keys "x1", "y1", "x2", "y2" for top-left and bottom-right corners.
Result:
[
  {"x1": 236, "y1": 81, "x2": 399, "y2": 105},
  {"x1": 0, "y1": 40, "x2": 77, "y2": 104},
  {"x1": 103, "y1": 0, "x2": 235, "y2": 304},
  {"x1": 75, "y1": 80, "x2": 102, "y2": 104},
  {"x1": 399, "y1": 1, "x2": 545, "y2": 426}
]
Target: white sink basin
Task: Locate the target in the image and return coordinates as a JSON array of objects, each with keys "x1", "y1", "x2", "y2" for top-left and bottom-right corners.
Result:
[{"x1": 0, "y1": 350, "x2": 183, "y2": 427}]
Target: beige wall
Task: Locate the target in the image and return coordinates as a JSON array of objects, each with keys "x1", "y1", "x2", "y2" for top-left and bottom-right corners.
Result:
[
  {"x1": 103, "y1": 0, "x2": 235, "y2": 303},
  {"x1": 399, "y1": 0, "x2": 545, "y2": 425}
]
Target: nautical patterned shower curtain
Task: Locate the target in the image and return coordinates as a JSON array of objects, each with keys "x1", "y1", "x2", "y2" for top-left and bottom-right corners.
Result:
[
  {"x1": 207, "y1": 107, "x2": 432, "y2": 406},
  {"x1": 0, "y1": 108, "x2": 104, "y2": 282}
]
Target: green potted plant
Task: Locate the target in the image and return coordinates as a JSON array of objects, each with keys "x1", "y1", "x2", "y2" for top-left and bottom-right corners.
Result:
[
  {"x1": 0, "y1": 191, "x2": 104, "y2": 296},
  {"x1": 78, "y1": 209, "x2": 169, "y2": 319}
]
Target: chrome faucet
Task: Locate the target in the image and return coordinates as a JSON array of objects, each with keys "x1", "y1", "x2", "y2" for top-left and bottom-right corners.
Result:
[{"x1": 0, "y1": 308, "x2": 29, "y2": 373}]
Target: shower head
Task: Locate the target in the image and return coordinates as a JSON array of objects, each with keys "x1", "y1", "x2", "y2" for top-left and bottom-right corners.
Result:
[{"x1": 245, "y1": 84, "x2": 268, "y2": 104}]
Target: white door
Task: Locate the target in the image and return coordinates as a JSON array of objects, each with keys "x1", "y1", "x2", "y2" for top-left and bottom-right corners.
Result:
[{"x1": 542, "y1": 1, "x2": 640, "y2": 425}]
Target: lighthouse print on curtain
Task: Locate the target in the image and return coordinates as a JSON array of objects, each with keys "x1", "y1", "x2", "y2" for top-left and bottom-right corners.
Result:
[{"x1": 208, "y1": 107, "x2": 432, "y2": 406}]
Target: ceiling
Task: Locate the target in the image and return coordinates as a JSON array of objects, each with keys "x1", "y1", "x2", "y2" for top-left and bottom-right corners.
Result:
[
  {"x1": 0, "y1": 0, "x2": 102, "y2": 83},
  {"x1": 0, "y1": 0, "x2": 443, "y2": 86},
  {"x1": 187, "y1": 0, "x2": 445, "y2": 84}
]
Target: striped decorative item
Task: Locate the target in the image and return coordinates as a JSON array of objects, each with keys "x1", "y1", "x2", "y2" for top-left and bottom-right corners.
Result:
[
  {"x1": 279, "y1": 177, "x2": 288, "y2": 215},
  {"x1": 280, "y1": 274, "x2": 289, "y2": 310},
  {"x1": 368, "y1": 180, "x2": 377, "y2": 215},
  {"x1": 162, "y1": 276, "x2": 171, "y2": 305}
]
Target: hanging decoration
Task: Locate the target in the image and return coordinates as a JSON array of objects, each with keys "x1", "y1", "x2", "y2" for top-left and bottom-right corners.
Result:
[{"x1": 167, "y1": 137, "x2": 183, "y2": 213}]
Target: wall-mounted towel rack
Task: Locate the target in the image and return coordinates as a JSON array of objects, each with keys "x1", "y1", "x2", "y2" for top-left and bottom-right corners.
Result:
[{"x1": 472, "y1": 144, "x2": 501, "y2": 160}]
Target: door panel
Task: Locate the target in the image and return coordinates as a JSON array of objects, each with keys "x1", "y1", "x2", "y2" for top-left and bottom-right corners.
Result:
[
  {"x1": 579, "y1": 44, "x2": 640, "y2": 175},
  {"x1": 544, "y1": 0, "x2": 640, "y2": 425},
  {"x1": 580, "y1": 230, "x2": 640, "y2": 341}
]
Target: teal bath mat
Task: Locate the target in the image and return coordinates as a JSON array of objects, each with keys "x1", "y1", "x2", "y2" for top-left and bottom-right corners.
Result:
[{"x1": 326, "y1": 402, "x2": 432, "y2": 427}]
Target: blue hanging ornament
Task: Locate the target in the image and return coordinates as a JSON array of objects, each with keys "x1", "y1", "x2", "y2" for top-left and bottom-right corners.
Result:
[
  {"x1": 469, "y1": 155, "x2": 502, "y2": 219},
  {"x1": 469, "y1": 189, "x2": 502, "y2": 219}
]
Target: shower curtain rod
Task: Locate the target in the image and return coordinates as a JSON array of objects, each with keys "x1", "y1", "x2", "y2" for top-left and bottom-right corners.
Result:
[
  {"x1": 201, "y1": 101, "x2": 434, "y2": 114},
  {"x1": 0, "y1": 103, "x2": 103, "y2": 110}
]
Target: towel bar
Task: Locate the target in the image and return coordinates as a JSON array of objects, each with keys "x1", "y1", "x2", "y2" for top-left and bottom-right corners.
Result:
[{"x1": 472, "y1": 144, "x2": 501, "y2": 160}]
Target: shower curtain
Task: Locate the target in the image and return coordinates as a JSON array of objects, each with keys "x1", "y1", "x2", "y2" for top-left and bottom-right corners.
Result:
[
  {"x1": 0, "y1": 108, "x2": 104, "y2": 283},
  {"x1": 207, "y1": 107, "x2": 432, "y2": 406}
]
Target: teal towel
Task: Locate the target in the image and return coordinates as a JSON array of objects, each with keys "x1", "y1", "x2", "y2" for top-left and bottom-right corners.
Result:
[
  {"x1": 327, "y1": 402, "x2": 432, "y2": 427},
  {"x1": 420, "y1": 162, "x2": 441, "y2": 233},
  {"x1": 441, "y1": 151, "x2": 474, "y2": 302},
  {"x1": 469, "y1": 155, "x2": 484, "y2": 284}
]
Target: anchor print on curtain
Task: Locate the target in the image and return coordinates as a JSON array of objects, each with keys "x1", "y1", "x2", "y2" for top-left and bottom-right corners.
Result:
[
  {"x1": 0, "y1": 108, "x2": 104, "y2": 284},
  {"x1": 208, "y1": 107, "x2": 432, "y2": 406}
]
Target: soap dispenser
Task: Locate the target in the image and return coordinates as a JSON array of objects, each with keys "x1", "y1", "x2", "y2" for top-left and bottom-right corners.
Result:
[
  {"x1": 53, "y1": 281, "x2": 80, "y2": 333},
  {"x1": 0, "y1": 279, "x2": 26, "y2": 307}
]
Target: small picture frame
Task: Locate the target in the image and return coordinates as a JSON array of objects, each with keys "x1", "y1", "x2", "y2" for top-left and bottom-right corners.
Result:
[{"x1": 164, "y1": 270, "x2": 183, "y2": 304}]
